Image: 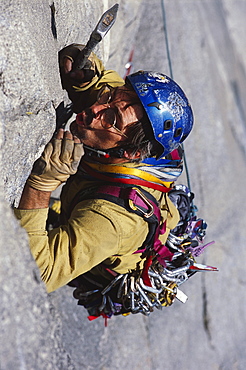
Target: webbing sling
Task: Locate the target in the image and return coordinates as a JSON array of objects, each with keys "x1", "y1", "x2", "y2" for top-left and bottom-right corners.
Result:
[{"x1": 80, "y1": 161, "x2": 172, "y2": 192}]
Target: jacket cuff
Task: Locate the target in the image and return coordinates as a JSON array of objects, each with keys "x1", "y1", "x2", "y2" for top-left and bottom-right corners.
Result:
[{"x1": 14, "y1": 208, "x2": 49, "y2": 232}]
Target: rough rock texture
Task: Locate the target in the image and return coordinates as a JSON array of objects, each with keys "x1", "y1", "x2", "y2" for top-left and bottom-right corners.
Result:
[{"x1": 1, "y1": 0, "x2": 246, "y2": 369}]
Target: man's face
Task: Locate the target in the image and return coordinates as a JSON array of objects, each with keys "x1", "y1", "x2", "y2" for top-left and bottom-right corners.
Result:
[{"x1": 70, "y1": 86, "x2": 144, "y2": 150}]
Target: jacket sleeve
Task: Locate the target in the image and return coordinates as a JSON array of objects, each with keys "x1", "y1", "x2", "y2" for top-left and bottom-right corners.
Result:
[
  {"x1": 14, "y1": 203, "x2": 121, "y2": 293},
  {"x1": 59, "y1": 43, "x2": 125, "y2": 113}
]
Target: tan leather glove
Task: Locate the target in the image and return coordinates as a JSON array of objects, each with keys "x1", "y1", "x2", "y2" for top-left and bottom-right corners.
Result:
[{"x1": 27, "y1": 136, "x2": 84, "y2": 192}]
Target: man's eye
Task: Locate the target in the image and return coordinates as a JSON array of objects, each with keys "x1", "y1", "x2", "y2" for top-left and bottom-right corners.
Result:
[
  {"x1": 103, "y1": 109, "x2": 116, "y2": 127},
  {"x1": 112, "y1": 106, "x2": 122, "y2": 126}
]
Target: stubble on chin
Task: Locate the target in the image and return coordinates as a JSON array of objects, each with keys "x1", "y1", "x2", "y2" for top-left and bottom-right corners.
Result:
[{"x1": 70, "y1": 121, "x2": 86, "y2": 141}]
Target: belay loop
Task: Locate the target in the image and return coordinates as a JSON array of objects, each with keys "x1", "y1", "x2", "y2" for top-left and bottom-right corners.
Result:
[{"x1": 70, "y1": 182, "x2": 218, "y2": 322}]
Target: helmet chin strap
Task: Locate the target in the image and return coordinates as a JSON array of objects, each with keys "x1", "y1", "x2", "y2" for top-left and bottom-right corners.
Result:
[
  {"x1": 83, "y1": 144, "x2": 126, "y2": 158},
  {"x1": 83, "y1": 140, "x2": 157, "y2": 159}
]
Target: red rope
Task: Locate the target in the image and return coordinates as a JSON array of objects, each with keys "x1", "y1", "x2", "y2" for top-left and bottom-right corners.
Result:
[{"x1": 141, "y1": 256, "x2": 153, "y2": 287}]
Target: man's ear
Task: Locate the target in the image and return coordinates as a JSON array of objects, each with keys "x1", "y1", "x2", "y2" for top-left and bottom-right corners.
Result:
[{"x1": 123, "y1": 150, "x2": 141, "y2": 160}]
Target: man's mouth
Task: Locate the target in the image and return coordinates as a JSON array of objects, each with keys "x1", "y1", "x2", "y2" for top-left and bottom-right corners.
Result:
[{"x1": 76, "y1": 109, "x2": 95, "y2": 128}]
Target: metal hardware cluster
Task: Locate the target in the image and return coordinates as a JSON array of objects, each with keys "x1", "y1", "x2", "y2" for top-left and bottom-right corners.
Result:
[{"x1": 74, "y1": 232, "x2": 197, "y2": 317}]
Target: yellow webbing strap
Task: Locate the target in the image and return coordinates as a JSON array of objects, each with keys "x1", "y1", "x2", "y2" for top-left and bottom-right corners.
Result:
[{"x1": 84, "y1": 162, "x2": 173, "y2": 188}]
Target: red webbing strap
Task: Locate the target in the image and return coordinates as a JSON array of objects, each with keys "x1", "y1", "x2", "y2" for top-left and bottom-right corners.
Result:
[
  {"x1": 81, "y1": 162, "x2": 172, "y2": 193},
  {"x1": 96, "y1": 185, "x2": 161, "y2": 219},
  {"x1": 170, "y1": 148, "x2": 181, "y2": 160},
  {"x1": 141, "y1": 255, "x2": 153, "y2": 287},
  {"x1": 88, "y1": 313, "x2": 109, "y2": 326}
]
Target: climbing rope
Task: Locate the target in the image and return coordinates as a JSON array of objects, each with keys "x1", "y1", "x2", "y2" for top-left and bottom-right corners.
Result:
[
  {"x1": 160, "y1": 0, "x2": 193, "y2": 195},
  {"x1": 161, "y1": 0, "x2": 174, "y2": 80}
]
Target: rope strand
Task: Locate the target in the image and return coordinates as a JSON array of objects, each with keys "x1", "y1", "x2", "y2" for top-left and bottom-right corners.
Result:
[
  {"x1": 161, "y1": 0, "x2": 174, "y2": 80},
  {"x1": 160, "y1": 0, "x2": 193, "y2": 194}
]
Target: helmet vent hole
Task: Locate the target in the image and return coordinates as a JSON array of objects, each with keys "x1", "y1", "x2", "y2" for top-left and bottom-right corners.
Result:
[
  {"x1": 164, "y1": 119, "x2": 172, "y2": 130},
  {"x1": 174, "y1": 127, "x2": 182, "y2": 137}
]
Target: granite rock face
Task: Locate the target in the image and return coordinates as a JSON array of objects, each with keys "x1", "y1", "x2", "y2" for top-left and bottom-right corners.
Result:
[{"x1": 1, "y1": 0, "x2": 246, "y2": 369}]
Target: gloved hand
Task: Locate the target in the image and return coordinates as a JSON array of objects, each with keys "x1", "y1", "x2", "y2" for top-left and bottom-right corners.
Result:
[
  {"x1": 59, "y1": 43, "x2": 98, "y2": 88},
  {"x1": 27, "y1": 130, "x2": 84, "y2": 192}
]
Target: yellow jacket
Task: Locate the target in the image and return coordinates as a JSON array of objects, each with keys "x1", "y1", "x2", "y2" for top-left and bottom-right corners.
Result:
[{"x1": 14, "y1": 45, "x2": 179, "y2": 293}]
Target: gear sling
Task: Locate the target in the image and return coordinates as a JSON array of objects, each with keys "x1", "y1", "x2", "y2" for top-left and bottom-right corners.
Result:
[{"x1": 67, "y1": 181, "x2": 171, "y2": 321}]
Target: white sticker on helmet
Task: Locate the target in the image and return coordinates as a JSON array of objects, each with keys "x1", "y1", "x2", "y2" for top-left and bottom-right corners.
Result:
[
  {"x1": 135, "y1": 82, "x2": 153, "y2": 96},
  {"x1": 167, "y1": 92, "x2": 187, "y2": 122}
]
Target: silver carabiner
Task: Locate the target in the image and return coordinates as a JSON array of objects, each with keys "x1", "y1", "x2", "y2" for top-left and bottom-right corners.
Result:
[
  {"x1": 139, "y1": 278, "x2": 162, "y2": 294},
  {"x1": 101, "y1": 274, "x2": 124, "y2": 295}
]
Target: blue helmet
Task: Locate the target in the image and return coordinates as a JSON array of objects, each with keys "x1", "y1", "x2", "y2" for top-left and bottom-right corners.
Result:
[{"x1": 127, "y1": 71, "x2": 193, "y2": 157}]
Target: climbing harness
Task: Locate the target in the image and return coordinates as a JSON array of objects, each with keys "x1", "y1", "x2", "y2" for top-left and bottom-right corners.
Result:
[
  {"x1": 62, "y1": 143, "x2": 217, "y2": 323},
  {"x1": 70, "y1": 181, "x2": 217, "y2": 324}
]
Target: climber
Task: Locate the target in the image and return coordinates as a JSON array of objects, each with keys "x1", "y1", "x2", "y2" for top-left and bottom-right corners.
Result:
[{"x1": 14, "y1": 44, "x2": 193, "y2": 294}]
